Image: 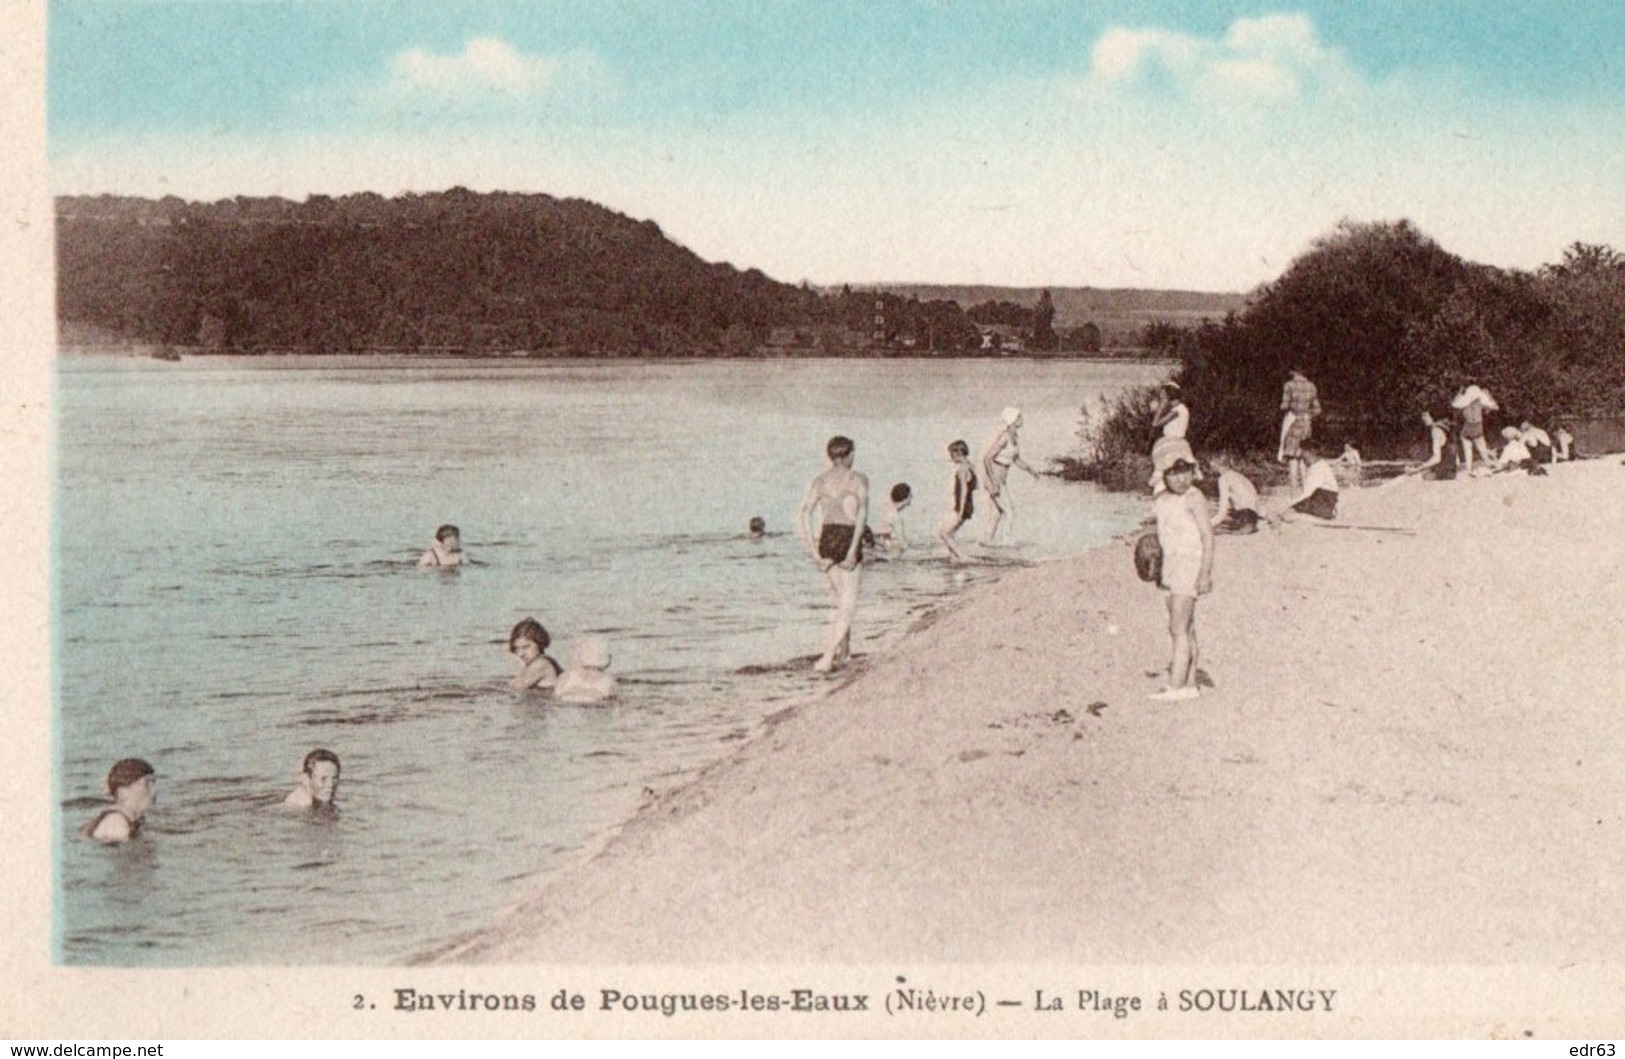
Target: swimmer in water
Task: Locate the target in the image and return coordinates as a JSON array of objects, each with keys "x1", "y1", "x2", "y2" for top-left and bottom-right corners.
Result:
[
  {"x1": 508, "y1": 617, "x2": 562, "y2": 691},
  {"x1": 282, "y1": 748, "x2": 341, "y2": 810},
  {"x1": 748, "y1": 516, "x2": 766, "y2": 540},
  {"x1": 555, "y1": 636, "x2": 619, "y2": 703},
  {"x1": 418, "y1": 524, "x2": 464, "y2": 567},
  {"x1": 980, "y1": 407, "x2": 1039, "y2": 545},
  {"x1": 797, "y1": 435, "x2": 870, "y2": 673},
  {"x1": 869, "y1": 483, "x2": 912, "y2": 559},
  {"x1": 82, "y1": 758, "x2": 156, "y2": 844}
]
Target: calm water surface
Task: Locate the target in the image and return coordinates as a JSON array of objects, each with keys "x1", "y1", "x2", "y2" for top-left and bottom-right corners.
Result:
[{"x1": 55, "y1": 355, "x2": 1168, "y2": 964}]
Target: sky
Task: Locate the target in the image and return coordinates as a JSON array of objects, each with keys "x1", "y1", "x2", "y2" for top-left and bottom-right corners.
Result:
[{"x1": 44, "y1": 0, "x2": 1625, "y2": 291}]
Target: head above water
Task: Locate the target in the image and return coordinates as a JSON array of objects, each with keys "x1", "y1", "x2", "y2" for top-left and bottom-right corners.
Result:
[
  {"x1": 890, "y1": 483, "x2": 912, "y2": 504},
  {"x1": 509, "y1": 618, "x2": 550, "y2": 654},
  {"x1": 302, "y1": 748, "x2": 341, "y2": 777},
  {"x1": 435, "y1": 524, "x2": 460, "y2": 543},
  {"x1": 748, "y1": 516, "x2": 766, "y2": 535},
  {"x1": 106, "y1": 758, "x2": 155, "y2": 798}
]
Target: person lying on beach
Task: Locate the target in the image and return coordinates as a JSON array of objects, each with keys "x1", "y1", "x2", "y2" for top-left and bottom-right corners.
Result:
[
  {"x1": 1405, "y1": 412, "x2": 1455, "y2": 479},
  {"x1": 797, "y1": 435, "x2": 869, "y2": 674},
  {"x1": 82, "y1": 758, "x2": 156, "y2": 844},
  {"x1": 935, "y1": 440, "x2": 977, "y2": 562},
  {"x1": 980, "y1": 407, "x2": 1040, "y2": 545},
  {"x1": 508, "y1": 617, "x2": 562, "y2": 691},
  {"x1": 869, "y1": 483, "x2": 912, "y2": 559},
  {"x1": 1208, "y1": 454, "x2": 1264, "y2": 534},
  {"x1": 1281, "y1": 445, "x2": 1339, "y2": 520},
  {"x1": 418, "y1": 524, "x2": 464, "y2": 567},
  {"x1": 283, "y1": 749, "x2": 341, "y2": 810},
  {"x1": 554, "y1": 636, "x2": 619, "y2": 704},
  {"x1": 1150, "y1": 458, "x2": 1213, "y2": 702}
]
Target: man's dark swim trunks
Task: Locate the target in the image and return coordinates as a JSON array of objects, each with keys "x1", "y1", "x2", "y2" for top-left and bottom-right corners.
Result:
[{"x1": 818, "y1": 523, "x2": 863, "y2": 564}]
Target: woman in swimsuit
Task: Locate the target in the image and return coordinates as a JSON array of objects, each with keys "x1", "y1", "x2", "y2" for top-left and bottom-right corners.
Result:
[
  {"x1": 508, "y1": 617, "x2": 562, "y2": 691},
  {"x1": 82, "y1": 758, "x2": 156, "y2": 844},
  {"x1": 935, "y1": 440, "x2": 977, "y2": 561},
  {"x1": 980, "y1": 407, "x2": 1039, "y2": 545},
  {"x1": 419, "y1": 524, "x2": 464, "y2": 567}
]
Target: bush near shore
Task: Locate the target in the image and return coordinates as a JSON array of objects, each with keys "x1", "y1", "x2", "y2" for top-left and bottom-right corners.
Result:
[{"x1": 1057, "y1": 220, "x2": 1625, "y2": 487}]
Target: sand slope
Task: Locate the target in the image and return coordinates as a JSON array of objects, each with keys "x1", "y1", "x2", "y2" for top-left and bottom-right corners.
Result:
[{"x1": 440, "y1": 462, "x2": 1625, "y2": 965}]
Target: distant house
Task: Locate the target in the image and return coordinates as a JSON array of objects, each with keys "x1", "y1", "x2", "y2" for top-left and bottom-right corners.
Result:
[{"x1": 978, "y1": 324, "x2": 1025, "y2": 354}]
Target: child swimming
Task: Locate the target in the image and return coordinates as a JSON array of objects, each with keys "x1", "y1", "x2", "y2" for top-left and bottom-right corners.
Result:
[
  {"x1": 282, "y1": 748, "x2": 341, "y2": 809},
  {"x1": 419, "y1": 524, "x2": 464, "y2": 567},
  {"x1": 82, "y1": 758, "x2": 156, "y2": 844},
  {"x1": 508, "y1": 617, "x2": 562, "y2": 691}
]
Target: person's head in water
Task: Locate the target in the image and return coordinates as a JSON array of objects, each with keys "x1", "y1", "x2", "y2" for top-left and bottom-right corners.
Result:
[
  {"x1": 748, "y1": 516, "x2": 766, "y2": 539},
  {"x1": 825, "y1": 435, "x2": 854, "y2": 463},
  {"x1": 107, "y1": 758, "x2": 156, "y2": 804},
  {"x1": 1163, "y1": 457, "x2": 1198, "y2": 494},
  {"x1": 890, "y1": 483, "x2": 912, "y2": 507},
  {"x1": 300, "y1": 749, "x2": 341, "y2": 806},
  {"x1": 948, "y1": 440, "x2": 970, "y2": 461},
  {"x1": 509, "y1": 618, "x2": 551, "y2": 663},
  {"x1": 435, "y1": 524, "x2": 460, "y2": 545}
]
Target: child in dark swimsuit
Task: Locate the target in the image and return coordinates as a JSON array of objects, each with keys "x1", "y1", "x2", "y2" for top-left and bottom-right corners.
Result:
[
  {"x1": 419, "y1": 524, "x2": 464, "y2": 567},
  {"x1": 82, "y1": 758, "x2": 156, "y2": 844},
  {"x1": 508, "y1": 617, "x2": 562, "y2": 691},
  {"x1": 935, "y1": 440, "x2": 978, "y2": 561}
]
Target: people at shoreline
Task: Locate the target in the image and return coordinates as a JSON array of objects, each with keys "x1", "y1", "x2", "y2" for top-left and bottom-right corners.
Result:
[
  {"x1": 1150, "y1": 457, "x2": 1213, "y2": 702},
  {"x1": 1279, "y1": 369, "x2": 1321, "y2": 496},
  {"x1": 1208, "y1": 454, "x2": 1264, "y2": 534},
  {"x1": 869, "y1": 483, "x2": 912, "y2": 559},
  {"x1": 283, "y1": 749, "x2": 341, "y2": 810},
  {"x1": 1149, "y1": 382, "x2": 1199, "y2": 495},
  {"x1": 82, "y1": 758, "x2": 156, "y2": 844},
  {"x1": 935, "y1": 440, "x2": 977, "y2": 562},
  {"x1": 1283, "y1": 444, "x2": 1339, "y2": 519},
  {"x1": 508, "y1": 617, "x2": 562, "y2": 691},
  {"x1": 419, "y1": 524, "x2": 464, "y2": 567},
  {"x1": 980, "y1": 407, "x2": 1039, "y2": 545},
  {"x1": 797, "y1": 435, "x2": 869, "y2": 673},
  {"x1": 555, "y1": 636, "x2": 619, "y2": 703},
  {"x1": 1452, "y1": 384, "x2": 1498, "y2": 477}
]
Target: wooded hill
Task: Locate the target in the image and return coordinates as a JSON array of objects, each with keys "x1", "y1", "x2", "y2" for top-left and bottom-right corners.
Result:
[{"x1": 55, "y1": 190, "x2": 1236, "y2": 357}]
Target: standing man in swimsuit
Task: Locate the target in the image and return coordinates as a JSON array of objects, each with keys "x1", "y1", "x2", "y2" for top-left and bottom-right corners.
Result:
[
  {"x1": 980, "y1": 407, "x2": 1039, "y2": 545},
  {"x1": 1279, "y1": 369, "x2": 1320, "y2": 497},
  {"x1": 797, "y1": 435, "x2": 870, "y2": 673}
]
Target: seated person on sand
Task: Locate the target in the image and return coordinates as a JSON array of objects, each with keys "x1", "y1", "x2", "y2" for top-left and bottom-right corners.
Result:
[
  {"x1": 82, "y1": 758, "x2": 156, "y2": 845},
  {"x1": 554, "y1": 636, "x2": 619, "y2": 704},
  {"x1": 1519, "y1": 421, "x2": 1554, "y2": 466},
  {"x1": 418, "y1": 524, "x2": 464, "y2": 567},
  {"x1": 283, "y1": 748, "x2": 341, "y2": 810},
  {"x1": 1280, "y1": 444, "x2": 1340, "y2": 520},
  {"x1": 1208, "y1": 453, "x2": 1264, "y2": 534},
  {"x1": 1496, "y1": 427, "x2": 1538, "y2": 474},
  {"x1": 748, "y1": 516, "x2": 766, "y2": 541},
  {"x1": 1338, "y1": 441, "x2": 1363, "y2": 471},
  {"x1": 868, "y1": 483, "x2": 912, "y2": 559},
  {"x1": 1405, "y1": 412, "x2": 1455, "y2": 479},
  {"x1": 935, "y1": 441, "x2": 977, "y2": 562},
  {"x1": 508, "y1": 617, "x2": 562, "y2": 691},
  {"x1": 1554, "y1": 426, "x2": 1574, "y2": 461}
]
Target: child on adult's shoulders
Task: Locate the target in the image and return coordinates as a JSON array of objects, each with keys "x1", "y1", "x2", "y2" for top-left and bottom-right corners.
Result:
[{"x1": 554, "y1": 636, "x2": 619, "y2": 703}]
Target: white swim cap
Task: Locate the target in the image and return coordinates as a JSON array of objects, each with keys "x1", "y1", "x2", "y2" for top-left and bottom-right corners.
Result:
[
  {"x1": 1002, "y1": 406, "x2": 1022, "y2": 425},
  {"x1": 571, "y1": 636, "x2": 611, "y2": 669}
]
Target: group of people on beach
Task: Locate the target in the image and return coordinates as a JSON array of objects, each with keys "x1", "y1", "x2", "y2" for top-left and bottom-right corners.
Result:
[{"x1": 1404, "y1": 385, "x2": 1573, "y2": 481}]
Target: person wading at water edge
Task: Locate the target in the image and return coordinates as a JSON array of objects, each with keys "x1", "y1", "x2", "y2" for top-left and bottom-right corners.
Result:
[
  {"x1": 980, "y1": 407, "x2": 1039, "y2": 545},
  {"x1": 797, "y1": 435, "x2": 869, "y2": 673}
]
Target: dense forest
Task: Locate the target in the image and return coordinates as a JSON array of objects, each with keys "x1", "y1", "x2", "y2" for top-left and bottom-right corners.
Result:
[
  {"x1": 1074, "y1": 220, "x2": 1625, "y2": 471},
  {"x1": 56, "y1": 190, "x2": 1194, "y2": 358}
]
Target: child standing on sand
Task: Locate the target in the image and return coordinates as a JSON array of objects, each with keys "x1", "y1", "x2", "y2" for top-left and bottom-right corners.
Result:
[{"x1": 1150, "y1": 458, "x2": 1213, "y2": 702}]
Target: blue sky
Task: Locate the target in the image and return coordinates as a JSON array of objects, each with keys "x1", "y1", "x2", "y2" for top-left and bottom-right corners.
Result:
[{"x1": 46, "y1": 1, "x2": 1625, "y2": 290}]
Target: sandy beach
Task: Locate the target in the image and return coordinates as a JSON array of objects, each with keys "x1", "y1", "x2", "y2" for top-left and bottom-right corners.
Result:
[{"x1": 436, "y1": 461, "x2": 1624, "y2": 969}]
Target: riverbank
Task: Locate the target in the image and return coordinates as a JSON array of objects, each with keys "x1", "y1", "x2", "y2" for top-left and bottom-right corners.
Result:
[{"x1": 434, "y1": 459, "x2": 1625, "y2": 970}]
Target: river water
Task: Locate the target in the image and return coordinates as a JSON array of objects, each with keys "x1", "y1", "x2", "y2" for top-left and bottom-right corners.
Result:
[{"x1": 54, "y1": 354, "x2": 1167, "y2": 964}]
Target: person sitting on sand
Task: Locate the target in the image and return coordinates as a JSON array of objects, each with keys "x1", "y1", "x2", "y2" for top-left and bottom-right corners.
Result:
[
  {"x1": 1519, "y1": 421, "x2": 1554, "y2": 466},
  {"x1": 508, "y1": 617, "x2": 562, "y2": 691},
  {"x1": 935, "y1": 440, "x2": 977, "y2": 562},
  {"x1": 1554, "y1": 426, "x2": 1574, "y2": 462},
  {"x1": 1452, "y1": 384, "x2": 1498, "y2": 477},
  {"x1": 1150, "y1": 458, "x2": 1213, "y2": 702},
  {"x1": 1149, "y1": 382, "x2": 1200, "y2": 496},
  {"x1": 554, "y1": 636, "x2": 619, "y2": 704},
  {"x1": 980, "y1": 407, "x2": 1040, "y2": 545},
  {"x1": 82, "y1": 758, "x2": 156, "y2": 844},
  {"x1": 748, "y1": 516, "x2": 766, "y2": 541},
  {"x1": 1282, "y1": 444, "x2": 1339, "y2": 520},
  {"x1": 797, "y1": 435, "x2": 870, "y2": 674},
  {"x1": 283, "y1": 749, "x2": 341, "y2": 810},
  {"x1": 418, "y1": 524, "x2": 464, "y2": 567},
  {"x1": 1338, "y1": 441, "x2": 1363, "y2": 471},
  {"x1": 1406, "y1": 412, "x2": 1455, "y2": 480},
  {"x1": 869, "y1": 483, "x2": 912, "y2": 558},
  {"x1": 1208, "y1": 453, "x2": 1263, "y2": 535},
  {"x1": 1496, "y1": 426, "x2": 1536, "y2": 474}
]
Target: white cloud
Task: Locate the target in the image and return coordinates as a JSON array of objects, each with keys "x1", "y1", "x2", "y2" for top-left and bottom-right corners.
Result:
[
  {"x1": 1087, "y1": 12, "x2": 1353, "y2": 107},
  {"x1": 377, "y1": 36, "x2": 609, "y2": 110}
]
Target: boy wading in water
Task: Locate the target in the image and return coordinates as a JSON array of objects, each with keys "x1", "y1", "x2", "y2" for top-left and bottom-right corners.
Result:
[
  {"x1": 1151, "y1": 458, "x2": 1213, "y2": 702},
  {"x1": 798, "y1": 435, "x2": 869, "y2": 673}
]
